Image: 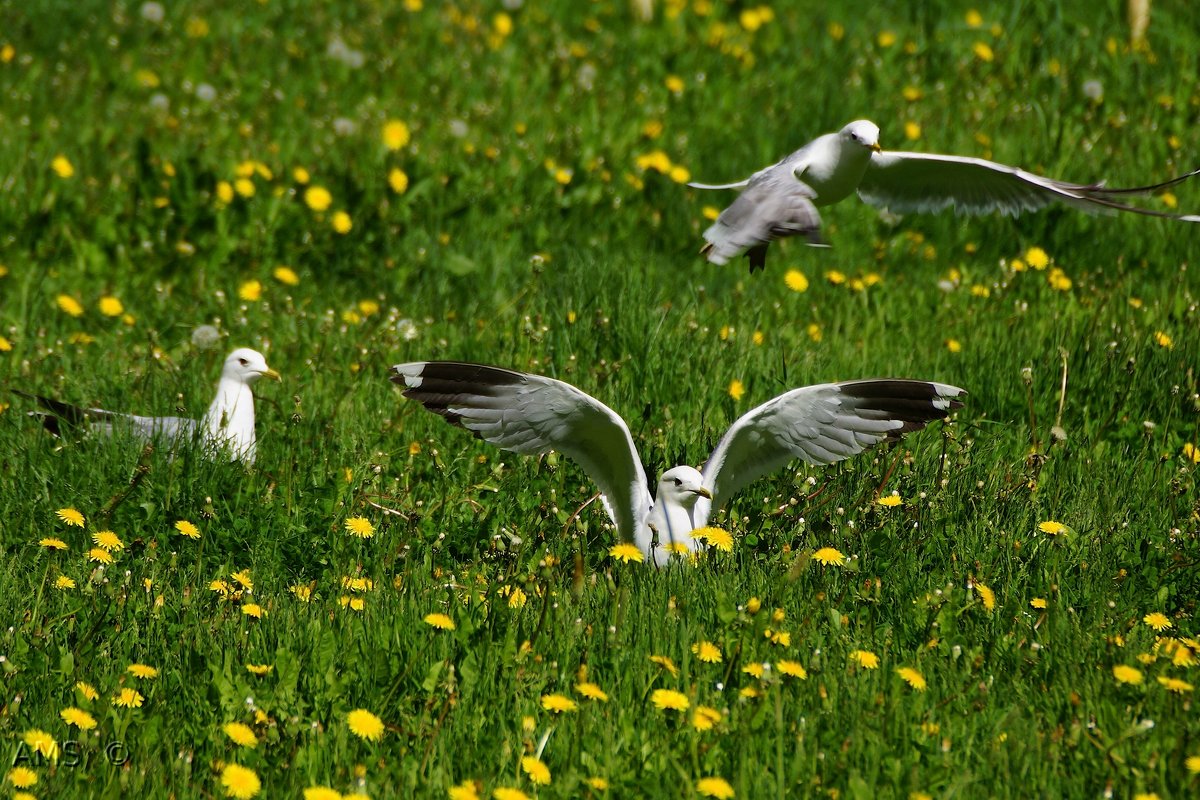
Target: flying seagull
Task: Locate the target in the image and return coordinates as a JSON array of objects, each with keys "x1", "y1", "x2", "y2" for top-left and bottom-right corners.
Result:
[
  {"x1": 15, "y1": 348, "x2": 279, "y2": 464},
  {"x1": 391, "y1": 361, "x2": 965, "y2": 565},
  {"x1": 690, "y1": 119, "x2": 1200, "y2": 271}
]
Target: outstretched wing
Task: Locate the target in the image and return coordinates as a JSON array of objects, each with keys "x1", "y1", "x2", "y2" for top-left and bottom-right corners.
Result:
[
  {"x1": 697, "y1": 379, "x2": 965, "y2": 520},
  {"x1": 390, "y1": 362, "x2": 652, "y2": 542},
  {"x1": 860, "y1": 151, "x2": 1200, "y2": 221},
  {"x1": 699, "y1": 170, "x2": 825, "y2": 267},
  {"x1": 13, "y1": 390, "x2": 197, "y2": 441}
]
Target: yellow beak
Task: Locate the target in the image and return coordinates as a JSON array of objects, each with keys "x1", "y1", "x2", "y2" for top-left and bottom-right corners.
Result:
[
  {"x1": 692, "y1": 486, "x2": 713, "y2": 499},
  {"x1": 871, "y1": 142, "x2": 882, "y2": 153},
  {"x1": 263, "y1": 368, "x2": 282, "y2": 382}
]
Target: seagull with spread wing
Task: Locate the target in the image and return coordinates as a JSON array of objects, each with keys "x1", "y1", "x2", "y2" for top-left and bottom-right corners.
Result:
[
  {"x1": 15, "y1": 348, "x2": 279, "y2": 464},
  {"x1": 392, "y1": 361, "x2": 964, "y2": 566},
  {"x1": 690, "y1": 119, "x2": 1200, "y2": 272}
]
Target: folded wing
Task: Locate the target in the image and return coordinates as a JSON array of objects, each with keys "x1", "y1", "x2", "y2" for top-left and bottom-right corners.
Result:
[
  {"x1": 390, "y1": 362, "x2": 652, "y2": 541},
  {"x1": 860, "y1": 151, "x2": 1200, "y2": 221},
  {"x1": 698, "y1": 379, "x2": 965, "y2": 520},
  {"x1": 13, "y1": 390, "x2": 197, "y2": 441}
]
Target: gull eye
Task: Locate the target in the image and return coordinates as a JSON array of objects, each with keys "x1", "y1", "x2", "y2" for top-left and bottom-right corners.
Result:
[
  {"x1": 237, "y1": 358, "x2": 249, "y2": 366},
  {"x1": 673, "y1": 478, "x2": 682, "y2": 487}
]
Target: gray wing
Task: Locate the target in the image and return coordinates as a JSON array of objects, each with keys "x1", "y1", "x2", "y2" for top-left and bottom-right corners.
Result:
[
  {"x1": 391, "y1": 362, "x2": 652, "y2": 542},
  {"x1": 860, "y1": 151, "x2": 1200, "y2": 221},
  {"x1": 700, "y1": 170, "x2": 825, "y2": 266},
  {"x1": 14, "y1": 390, "x2": 198, "y2": 441},
  {"x1": 697, "y1": 379, "x2": 965, "y2": 520}
]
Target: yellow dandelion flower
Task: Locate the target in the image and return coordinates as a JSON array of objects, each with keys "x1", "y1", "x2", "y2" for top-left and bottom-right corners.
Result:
[
  {"x1": 1030, "y1": 598, "x2": 1048, "y2": 609},
  {"x1": 246, "y1": 664, "x2": 273, "y2": 676},
  {"x1": 88, "y1": 547, "x2": 114, "y2": 564},
  {"x1": 973, "y1": 41, "x2": 994, "y2": 61},
  {"x1": 650, "y1": 654, "x2": 679, "y2": 676},
  {"x1": 742, "y1": 662, "x2": 765, "y2": 679},
  {"x1": 175, "y1": 519, "x2": 201, "y2": 539},
  {"x1": 492, "y1": 789, "x2": 529, "y2": 800},
  {"x1": 216, "y1": 181, "x2": 234, "y2": 204},
  {"x1": 813, "y1": 547, "x2": 845, "y2": 566},
  {"x1": 685, "y1": 705, "x2": 722, "y2": 733},
  {"x1": 92, "y1": 530, "x2": 124, "y2": 552},
  {"x1": 541, "y1": 693, "x2": 578, "y2": 713},
  {"x1": 304, "y1": 186, "x2": 332, "y2": 212},
  {"x1": 40, "y1": 537, "x2": 68, "y2": 550},
  {"x1": 76, "y1": 681, "x2": 98, "y2": 701},
  {"x1": 692, "y1": 526, "x2": 734, "y2": 552},
  {"x1": 945, "y1": 338, "x2": 963, "y2": 354},
  {"x1": 1038, "y1": 521, "x2": 1066, "y2": 535},
  {"x1": 1186, "y1": 754, "x2": 1200, "y2": 773},
  {"x1": 877, "y1": 31, "x2": 896, "y2": 47},
  {"x1": 332, "y1": 211, "x2": 353, "y2": 234},
  {"x1": 1181, "y1": 443, "x2": 1200, "y2": 464},
  {"x1": 1024, "y1": 246, "x2": 1050, "y2": 269},
  {"x1": 389, "y1": 167, "x2": 409, "y2": 194},
  {"x1": 965, "y1": 9, "x2": 983, "y2": 27},
  {"x1": 345, "y1": 517, "x2": 375, "y2": 538},
  {"x1": 767, "y1": 629, "x2": 791, "y2": 647},
  {"x1": 52, "y1": 154, "x2": 75, "y2": 178},
  {"x1": 383, "y1": 120, "x2": 411, "y2": 150},
  {"x1": 975, "y1": 583, "x2": 996, "y2": 611},
  {"x1": 651, "y1": 688, "x2": 690, "y2": 711},
  {"x1": 520, "y1": 756, "x2": 551, "y2": 785},
  {"x1": 1153, "y1": 331, "x2": 1173, "y2": 350},
  {"x1": 668, "y1": 164, "x2": 691, "y2": 184},
  {"x1": 728, "y1": 379, "x2": 745, "y2": 401},
  {"x1": 609, "y1": 542, "x2": 644, "y2": 563},
  {"x1": 896, "y1": 666, "x2": 927, "y2": 691},
  {"x1": 55, "y1": 575, "x2": 76, "y2": 589},
  {"x1": 784, "y1": 269, "x2": 809, "y2": 292},
  {"x1": 339, "y1": 595, "x2": 366, "y2": 612},
  {"x1": 1143, "y1": 612, "x2": 1172, "y2": 632},
  {"x1": 6, "y1": 767, "x2": 37, "y2": 789},
  {"x1": 23, "y1": 729, "x2": 58, "y2": 759},
  {"x1": 424, "y1": 613, "x2": 456, "y2": 631},
  {"x1": 1156, "y1": 676, "x2": 1193, "y2": 693},
  {"x1": 1112, "y1": 664, "x2": 1144, "y2": 685},
  {"x1": 777, "y1": 660, "x2": 807, "y2": 679},
  {"x1": 220, "y1": 763, "x2": 261, "y2": 799},
  {"x1": 1048, "y1": 267, "x2": 1071, "y2": 289},
  {"x1": 696, "y1": 776, "x2": 735, "y2": 799},
  {"x1": 127, "y1": 663, "x2": 159, "y2": 679},
  {"x1": 273, "y1": 265, "x2": 300, "y2": 286},
  {"x1": 825, "y1": 270, "x2": 846, "y2": 285},
  {"x1": 238, "y1": 280, "x2": 262, "y2": 302},
  {"x1": 0, "y1": 334, "x2": 11, "y2": 351},
  {"x1": 241, "y1": 603, "x2": 264, "y2": 619},
  {"x1": 347, "y1": 708, "x2": 385, "y2": 741},
  {"x1": 223, "y1": 722, "x2": 258, "y2": 748},
  {"x1": 877, "y1": 494, "x2": 902, "y2": 507},
  {"x1": 98, "y1": 296, "x2": 124, "y2": 317},
  {"x1": 664, "y1": 74, "x2": 685, "y2": 93},
  {"x1": 290, "y1": 583, "x2": 313, "y2": 602},
  {"x1": 850, "y1": 650, "x2": 880, "y2": 669},
  {"x1": 448, "y1": 780, "x2": 481, "y2": 800},
  {"x1": 303, "y1": 789, "x2": 341, "y2": 800},
  {"x1": 576, "y1": 681, "x2": 609, "y2": 702},
  {"x1": 234, "y1": 178, "x2": 255, "y2": 198},
  {"x1": 56, "y1": 507, "x2": 85, "y2": 526},
  {"x1": 692, "y1": 640, "x2": 723, "y2": 663}
]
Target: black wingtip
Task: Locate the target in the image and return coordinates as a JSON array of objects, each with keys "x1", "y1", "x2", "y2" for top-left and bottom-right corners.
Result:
[{"x1": 746, "y1": 244, "x2": 768, "y2": 273}]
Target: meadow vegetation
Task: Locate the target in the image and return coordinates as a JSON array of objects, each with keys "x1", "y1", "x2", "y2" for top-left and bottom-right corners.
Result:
[{"x1": 0, "y1": 1, "x2": 1198, "y2": 798}]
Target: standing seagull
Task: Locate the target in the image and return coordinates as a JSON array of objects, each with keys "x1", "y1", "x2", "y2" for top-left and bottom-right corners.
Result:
[
  {"x1": 691, "y1": 119, "x2": 1200, "y2": 272},
  {"x1": 15, "y1": 348, "x2": 280, "y2": 464},
  {"x1": 391, "y1": 361, "x2": 964, "y2": 566}
]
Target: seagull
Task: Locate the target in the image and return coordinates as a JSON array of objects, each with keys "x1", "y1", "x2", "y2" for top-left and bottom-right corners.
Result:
[
  {"x1": 15, "y1": 348, "x2": 279, "y2": 464},
  {"x1": 690, "y1": 119, "x2": 1200, "y2": 271},
  {"x1": 391, "y1": 361, "x2": 965, "y2": 565}
]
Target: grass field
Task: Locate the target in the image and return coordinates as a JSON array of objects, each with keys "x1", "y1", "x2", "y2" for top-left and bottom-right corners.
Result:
[{"x1": 2, "y1": 1, "x2": 1199, "y2": 797}]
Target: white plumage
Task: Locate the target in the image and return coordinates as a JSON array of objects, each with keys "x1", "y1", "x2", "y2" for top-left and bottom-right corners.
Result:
[
  {"x1": 392, "y1": 362, "x2": 965, "y2": 566},
  {"x1": 692, "y1": 119, "x2": 1200, "y2": 271},
  {"x1": 16, "y1": 348, "x2": 280, "y2": 464}
]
